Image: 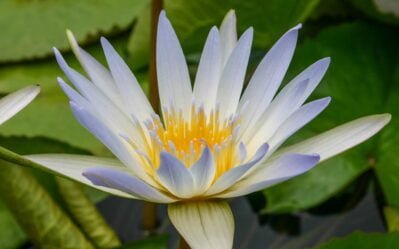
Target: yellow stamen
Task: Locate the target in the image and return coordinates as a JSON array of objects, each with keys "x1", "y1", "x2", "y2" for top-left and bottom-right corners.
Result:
[{"x1": 143, "y1": 104, "x2": 241, "y2": 179}]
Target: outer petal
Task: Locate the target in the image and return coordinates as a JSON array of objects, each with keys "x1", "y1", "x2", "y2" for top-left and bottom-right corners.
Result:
[
  {"x1": 66, "y1": 31, "x2": 124, "y2": 111},
  {"x1": 25, "y1": 154, "x2": 133, "y2": 198},
  {"x1": 54, "y1": 49, "x2": 136, "y2": 138},
  {"x1": 83, "y1": 167, "x2": 175, "y2": 203},
  {"x1": 238, "y1": 25, "x2": 301, "y2": 135},
  {"x1": 219, "y1": 10, "x2": 237, "y2": 65},
  {"x1": 156, "y1": 11, "x2": 192, "y2": 118},
  {"x1": 168, "y1": 201, "x2": 234, "y2": 249},
  {"x1": 217, "y1": 28, "x2": 253, "y2": 118},
  {"x1": 190, "y1": 147, "x2": 216, "y2": 195},
  {"x1": 156, "y1": 151, "x2": 195, "y2": 198},
  {"x1": 268, "y1": 97, "x2": 331, "y2": 150},
  {"x1": 244, "y1": 79, "x2": 309, "y2": 153},
  {"x1": 288, "y1": 57, "x2": 330, "y2": 102},
  {"x1": 0, "y1": 85, "x2": 40, "y2": 125},
  {"x1": 101, "y1": 37, "x2": 154, "y2": 120},
  {"x1": 69, "y1": 102, "x2": 153, "y2": 184},
  {"x1": 240, "y1": 58, "x2": 330, "y2": 141},
  {"x1": 206, "y1": 143, "x2": 269, "y2": 196},
  {"x1": 193, "y1": 27, "x2": 222, "y2": 113},
  {"x1": 216, "y1": 153, "x2": 320, "y2": 198},
  {"x1": 272, "y1": 114, "x2": 391, "y2": 162}
]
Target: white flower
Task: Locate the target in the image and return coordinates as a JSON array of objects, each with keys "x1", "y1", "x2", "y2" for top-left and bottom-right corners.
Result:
[
  {"x1": 27, "y1": 10, "x2": 390, "y2": 249},
  {"x1": 0, "y1": 85, "x2": 40, "y2": 125}
]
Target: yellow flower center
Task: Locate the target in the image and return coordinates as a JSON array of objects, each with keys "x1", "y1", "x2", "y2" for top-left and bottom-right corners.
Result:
[{"x1": 143, "y1": 105, "x2": 241, "y2": 179}]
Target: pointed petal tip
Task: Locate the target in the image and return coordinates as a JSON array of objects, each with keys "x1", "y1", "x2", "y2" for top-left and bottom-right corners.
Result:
[
  {"x1": 160, "y1": 9, "x2": 166, "y2": 17},
  {"x1": 32, "y1": 84, "x2": 41, "y2": 96},
  {"x1": 57, "y1": 77, "x2": 69, "y2": 88},
  {"x1": 224, "y1": 9, "x2": 236, "y2": 21},
  {"x1": 100, "y1": 36, "x2": 109, "y2": 46},
  {"x1": 320, "y1": 96, "x2": 332, "y2": 105},
  {"x1": 363, "y1": 113, "x2": 392, "y2": 128},
  {"x1": 227, "y1": 9, "x2": 236, "y2": 16},
  {"x1": 52, "y1": 47, "x2": 60, "y2": 55},
  {"x1": 209, "y1": 26, "x2": 219, "y2": 33},
  {"x1": 378, "y1": 113, "x2": 392, "y2": 124},
  {"x1": 203, "y1": 145, "x2": 212, "y2": 154},
  {"x1": 159, "y1": 150, "x2": 182, "y2": 165},
  {"x1": 292, "y1": 23, "x2": 302, "y2": 30},
  {"x1": 81, "y1": 170, "x2": 101, "y2": 186},
  {"x1": 69, "y1": 101, "x2": 82, "y2": 110},
  {"x1": 309, "y1": 153, "x2": 321, "y2": 162},
  {"x1": 66, "y1": 29, "x2": 76, "y2": 42},
  {"x1": 244, "y1": 27, "x2": 254, "y2": 36},
  {"x1": 324, "y1": 57, "x2": 331, "y2": 63},
  {"x1": 160, "y1": 150, "x2": 169, "y2": 159},
  {"x1": 158, "y1": 10, "x2": 168, "y2": 24},
  {"x1": 259, "y1": 143, "x2": 270, "y2": 154},
  {"x1": 318, "y1": 57, "x2": 331, "y2": 68},
  {"x1": 66, "y1": 30, "x2": 81, "y2": 54}
]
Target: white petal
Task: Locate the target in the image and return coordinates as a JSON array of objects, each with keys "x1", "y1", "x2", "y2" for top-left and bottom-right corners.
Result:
[
  {"x1": 168, "y1": 201, "x2": 234, "y2": 249},
  {"x1": 54, "y1": 49, "x2": 136, "y2": 138},
  {"x1": 101, "y1": 37, "x2": 154, "y2": 121},
  {"x1": 0, "y1": 85, "x2": 40, "y2": 125},
  {"x1": 268, "y1": 97, "x2": 331, "y2": 150},
  {"x1": 156, "y1": 151, "x2": 195, "y2": 198},
  {"x1": 288, "y1": 57, "x2": 330, "y2": 101},
  {"x1": 238, "y1": 25, "x2": 301, "y2": 134},
  {"x1": 273, "y1": 114, "x2": 391, "y2": 162},
  {"x1": 217, "y1": 28, "x2": 253, "y2": 118},
  {"x1": 156, "y1": 11, "x2": 192, "y2": 118},
  {"x1": 58, "y1": 78, "x2": 87, "y2": 106},
  {"x1": 217, "y1": 153, "x2": 320, "y2": 198},
  {"x1": 190, "y1": 147, "x2": 216, "y2": 195},
  {"x1": 69, "y1": 102, "x2": 153, "y2": 183},
  {"x1": 193, "y1": 27, "x2": 222, "y2": 113},
  {"x1": 219, "y1": 10, "x2": 237, "y2": 65},
  {"x1": 25, "y1": 154, "x2": 133, "y2": 198},
  {"x1": 83, "y1": 167, "x2": 175, "y2": 203},
  {"x1": 66, "y1": 31, "x2": 125, "y2": 111},
  {"x1": 206, "y1": 143, "x2": 268, "y2": 196},
  {"x1": 244, "y1": 79, "x2": 309, "y2": 153},
  {"x1": 240, "y1": 58, "x2": 330, "y2": 142},
  {"x1": 239, "y1": 142, "x2": 247, "y2": 162}
]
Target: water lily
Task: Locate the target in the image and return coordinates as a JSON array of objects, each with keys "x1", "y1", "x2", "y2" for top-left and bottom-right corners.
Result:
[
  {"x1": 26, "y1": 10, "x2": 390, "y2": 249},
  {"x1": 0, "y1": 85, "x2": 40, "y2": 125}
]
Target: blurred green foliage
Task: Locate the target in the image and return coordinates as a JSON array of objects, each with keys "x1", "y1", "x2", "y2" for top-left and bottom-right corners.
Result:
[
  {"x1": 317, "y1": 232, "x2": 399, "y2": 248},
  {"x1": 0, "y1": 0, "x2": 398, "y2": 248}
]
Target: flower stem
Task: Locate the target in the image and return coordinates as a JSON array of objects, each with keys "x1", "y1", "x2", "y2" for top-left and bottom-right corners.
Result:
[
  {"x1": 142, "y1": 202, "x2": 158, "y2": 233},
  {"x1": 142, "y1": 0, "x2": 163, "y2": 234},
  {"x1": 149, "y1": 0, "x2": 163, "y2": 113},
  {"x1": 56, "y1": 177, "x2": 121, "y2": 248}
]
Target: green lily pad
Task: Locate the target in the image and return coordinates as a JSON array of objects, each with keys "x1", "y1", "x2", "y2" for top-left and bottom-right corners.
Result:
[
  {"x1": 262, "y1": 22, "x2": 399, "y2": 213},
  {"x1": 0, "y1": 0, "x2": 149, "y2": 62}
]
